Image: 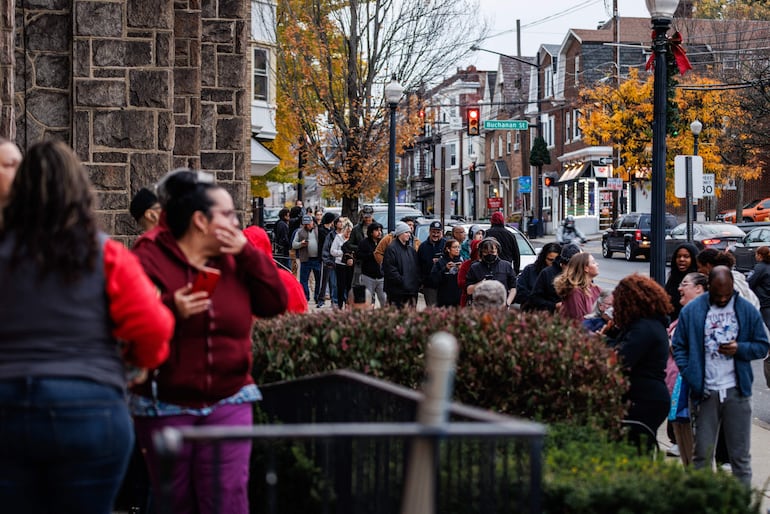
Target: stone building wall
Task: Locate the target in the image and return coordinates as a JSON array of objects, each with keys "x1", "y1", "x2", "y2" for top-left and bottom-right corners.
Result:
[{"x1": 3, "y1": 0, "x2": 250, "y2": 244}]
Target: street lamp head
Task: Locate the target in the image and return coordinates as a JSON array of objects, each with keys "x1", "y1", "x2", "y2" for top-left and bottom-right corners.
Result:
[
  {"x1": 645, "y1": 0, "x2": 680, "y2": 20},
  {"x1": 384, "y1": 74, "x2": 404, "y2": 106},
  {"x1": 690, "y1": 119, "x2": 703, "y2": 136},
  {"x1": 470, "y1": 154, "x2": 477, "y2": 164}
]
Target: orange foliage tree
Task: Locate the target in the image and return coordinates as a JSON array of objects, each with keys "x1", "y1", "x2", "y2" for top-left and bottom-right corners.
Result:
[
  {"x1": 265, "y1": 0, "x2": 486, "y2": 220},
  {"x1": 579, "y1": 69, "x2": 752, "y2": 204}
]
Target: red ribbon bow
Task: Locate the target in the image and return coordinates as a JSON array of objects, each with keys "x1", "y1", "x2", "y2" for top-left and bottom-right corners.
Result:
[{"x1": 645, "y1": 30, "x2": 693, "y2": 75}]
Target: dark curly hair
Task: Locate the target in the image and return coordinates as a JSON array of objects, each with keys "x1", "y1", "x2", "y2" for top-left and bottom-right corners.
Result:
[{"x1": 612, "y1": 273, "x2": 673, "y2": 328}]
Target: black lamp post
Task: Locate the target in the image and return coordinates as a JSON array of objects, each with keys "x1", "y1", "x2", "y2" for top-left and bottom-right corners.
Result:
[
  {"x1": 470, "y1": 154, "x2": 477, "y2": 220},
  {"x1": 647, "y1": 0, "x2": 680, "y2": 286},
  {"x1": 384, "y1": 75, "x2": 404, "y2": 233}
]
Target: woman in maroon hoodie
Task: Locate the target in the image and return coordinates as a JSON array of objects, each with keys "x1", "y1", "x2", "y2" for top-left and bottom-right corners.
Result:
[{"x1": 131, "y1": 170, "x2": 288, "y2": 514}]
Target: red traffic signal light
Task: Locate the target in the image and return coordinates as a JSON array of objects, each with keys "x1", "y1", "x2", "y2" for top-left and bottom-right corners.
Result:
[
  {"x1": 467, "y1": 107, "x2": 480, "y2": 136},
  {"x1": 543, "y1": 174, "x2": 555, "y2": 187}
]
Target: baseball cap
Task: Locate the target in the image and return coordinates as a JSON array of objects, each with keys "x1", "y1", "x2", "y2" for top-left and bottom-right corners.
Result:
[
  {"x1": 429, "y1": 221, "x2": 442, "y2": 230},
  {"x1": 301, "y1": 214, "x2": 313, "y2": 225},
  {"x1": 362, "y1": 205, "x2": 374, "y2": 215}
]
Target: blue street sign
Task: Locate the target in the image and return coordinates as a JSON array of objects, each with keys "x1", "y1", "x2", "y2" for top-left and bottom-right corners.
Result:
[{"x1": 519, "y1": 176, "x2": 531, "y2": 194}]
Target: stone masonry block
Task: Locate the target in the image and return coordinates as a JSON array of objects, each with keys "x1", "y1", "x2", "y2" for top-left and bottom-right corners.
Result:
[
  {"x1": 200, "y1": 44, "x2": 215, "y2": 86},
  {"x1": 34, "y1": 55, "x2": 69, "y2": 89},
  {"x1": 94, "y1": 110, "x2": 155, "y2": 149},
  {"x1": 96, "y1": 191, "x2": 129, "y2": 210},
  {"x1": 27, "y1": 89, "x2": 70, "y2": 127},
  {"x1": 202, "y1": 21, "x2": 233, "y2": 43},
  {"x1": 200, "y1": 103, "x2": 215, "y2": 149},
  {"x1": 216, "y1": 117, "x2": 242, "y2": 150},
  {"x1": 173, "y1": 67, "x2": 199, "y2": 96},
  {"x1": 174, "y1": 125, "x2": 199, "y2": 156},
  {"x1": 217, "y1": 0, "x2": 245, "y2": 19},
  {"x1": 156, "y1": 32, "x2": 172, "y2": 67},
  {"x1": 201, "y1": 151, "x2": 233, "y2": 170},
  {"x1": 158, "y1": 111, "x2": 174, "y2": 151},
  {"x1": 129, "y1": 70, "x2": 171, "y2": 108},
  {"x1": 175, "y1": 11, "x2": 201, "y2": 39},
  {"x1": 73, "y1": 109, "x2": 90, "y2": 162},
  {"x1": 76, "y1": 79, "x2": 127, "y2": 107},
  {"x1": 130, "y1": 152, "x2": 171, "y2": 187},
  {"x1": 93, "y1": 40, "x2": 152, "y2": 67},
  {"x1": 74, "y1": 40, "x2": 90, "y2": 77},
  {"x1": 94, "y1": 152, "x2": 129, "y2": 163},
  {"x1": 127, "y1": 0, "x2": 173, "y2": 29},
  {"x1": 87, "y1": 164, "x2": 127, "y2": 190},
  {"x1": 75, "y1": 2, "x2": 123, "y2": 37},
  {"x1": 217, "y1": 54, "x2": 243, "y2": 88},
  {"x1": 26, "y1": 13, "x2": 69, "y2": 52}
]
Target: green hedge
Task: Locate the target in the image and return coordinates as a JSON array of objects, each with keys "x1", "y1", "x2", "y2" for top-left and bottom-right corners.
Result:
[
  {"x1": 544, "y1": 424, "x2": 760, "y2": 513},
  {"x1": 252, "y1": 307, "x2": 627, "y2": 428}
]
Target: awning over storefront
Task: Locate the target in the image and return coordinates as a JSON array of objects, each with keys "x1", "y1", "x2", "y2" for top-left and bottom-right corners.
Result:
[
  {"x1": 250, "y1": 138, "x2": 281, "y2": 176},
  {"x1": 557, "y1": 162, "x2": 590, "y2": 184},
  {"x1": 493, "y1": 160, "x2": 510, "y2": 179}
]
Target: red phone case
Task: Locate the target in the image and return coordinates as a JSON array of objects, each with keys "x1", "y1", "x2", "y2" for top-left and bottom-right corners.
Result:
[{"x1": 191, "y1": 267, "x2": 221, "y2": 295}]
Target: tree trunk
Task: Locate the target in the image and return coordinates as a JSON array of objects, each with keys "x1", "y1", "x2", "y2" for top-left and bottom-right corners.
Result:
[{"x1": 736, "y1": 176, "x2": 744, "y2": 222}]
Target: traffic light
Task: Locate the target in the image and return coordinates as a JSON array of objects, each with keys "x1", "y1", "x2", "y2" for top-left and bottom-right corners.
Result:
[
  {"x1": 543, "y1": 174, "x2": 556, "y2": 187},
  {"x1": 418, "y1": 109, "x2": 426, "y2": 136},
  {"x1": 467, "y1": 107, "x2": 480, "y2": 136}
]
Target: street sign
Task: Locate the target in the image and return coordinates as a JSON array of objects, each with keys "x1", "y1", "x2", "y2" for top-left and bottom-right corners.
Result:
[
  {"x1": 483, "y1": 120, "x2": 528, "y2": 130},
  {"x1": 702, "y1": 173, "x2": 715, "y2": 197},
  {"x1": 674, "y1": 155, "x2": 704, "y2": 199},
  {"x1": 518, "y1": 176, "x2": 531, "y2": 194},
  {"x1": 449, "y1": 116, "x2": 462, "y2": 130}
]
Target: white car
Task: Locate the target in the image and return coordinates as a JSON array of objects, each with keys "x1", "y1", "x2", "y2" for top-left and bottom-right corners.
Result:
[{"x1": 415, "y1": 221, "x2": 538, "y2": 271}]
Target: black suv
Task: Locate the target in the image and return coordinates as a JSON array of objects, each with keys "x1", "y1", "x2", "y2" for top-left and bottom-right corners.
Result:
[{"x1": 602, "y1": 212, "x2": 678, "y2": 261}]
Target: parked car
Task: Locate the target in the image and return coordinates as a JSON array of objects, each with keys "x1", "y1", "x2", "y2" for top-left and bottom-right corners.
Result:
[
  {"x1": 719, "y1": 198, "x2": 770, "y2": 223},
  {"x1": 601, "y1": 212, "x2": 678, "y2": 261},
  {"x1": 415, "y1": 220, "x2": 539, "y2": 270},
  {"x1": 664, "y1": 222, "x2": 746, "y2": 263},
  {"x1": 729, "y1": 226, "x2": 770, "y2": 275},
  {"x1": 262, "y1": 206, "x2": 282, "y2": 241}
]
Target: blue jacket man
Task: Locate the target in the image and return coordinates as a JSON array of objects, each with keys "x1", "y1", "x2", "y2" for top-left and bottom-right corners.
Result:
[{"x1": 672, "y1": 266, "x2": 768, "y2": 485}]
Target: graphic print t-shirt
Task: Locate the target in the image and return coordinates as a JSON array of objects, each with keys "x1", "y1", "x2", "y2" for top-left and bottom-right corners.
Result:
[{"x1": 703, "y1": 297, "x2": 737, "y2": 391}]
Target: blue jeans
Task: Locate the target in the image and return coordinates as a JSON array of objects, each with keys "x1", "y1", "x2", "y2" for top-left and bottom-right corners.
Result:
[
  {"x1": 0, "y1": 377, "x2": 133, "y2": 514},
  {"x1": 299, "y1": 258, "x2": 322, "y2": 302}
]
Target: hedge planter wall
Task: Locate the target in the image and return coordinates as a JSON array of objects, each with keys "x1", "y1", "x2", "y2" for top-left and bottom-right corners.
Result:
[{"x1": 252, "y1": 307, "x2": 627, "y2": 429}]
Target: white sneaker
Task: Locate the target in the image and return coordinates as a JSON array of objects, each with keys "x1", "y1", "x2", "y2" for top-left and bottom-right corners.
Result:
[{"x1": 666, "y1": 444, "x2": 680, "y2": 457}]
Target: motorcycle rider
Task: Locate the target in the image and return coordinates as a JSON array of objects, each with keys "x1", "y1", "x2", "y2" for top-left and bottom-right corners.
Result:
[{"x1": 556, "y1": 215, "x2": 587, "y2": 245}]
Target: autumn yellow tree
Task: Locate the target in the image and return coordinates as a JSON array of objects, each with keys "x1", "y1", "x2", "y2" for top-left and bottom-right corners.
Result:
[
  {"x1": 261, "y1": 0, "x2": 486, "y2": 219},
  {"x1": 579, "y1": 69, "x2": 750, "y2": 204}
]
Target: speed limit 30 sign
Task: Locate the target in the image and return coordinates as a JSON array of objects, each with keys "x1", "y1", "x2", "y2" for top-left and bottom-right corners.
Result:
[{"x1": 702, "y1": 173, "x2": 715, "y2": 197}]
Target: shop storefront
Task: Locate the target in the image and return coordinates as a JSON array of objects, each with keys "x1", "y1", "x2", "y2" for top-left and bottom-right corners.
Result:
[{"x1": 556, "y1": 146, "x2": 614, "y2": 235}]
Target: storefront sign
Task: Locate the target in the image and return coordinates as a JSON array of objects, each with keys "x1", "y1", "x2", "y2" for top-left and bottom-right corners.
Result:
[
  {"x1": 607, "y1": 178, "x2": 623, "y2": 190},
  {"x1": 594, "y1": 165, "x2": 610, "y2": 178},
  {"x1": 487, "y1": 197, "x2": 503, "y2": 209}
]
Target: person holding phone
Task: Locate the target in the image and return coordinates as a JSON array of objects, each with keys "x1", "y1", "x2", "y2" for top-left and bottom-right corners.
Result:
[
  {"x1": 131, "y1": 170, "x2": 288, "y2": 514},
  {"x1": 416, "y1": 220, "x2": 446, "y2": 306},
  {"x1": 430, "y1": 237, "x2": 463, "y2": 307}
]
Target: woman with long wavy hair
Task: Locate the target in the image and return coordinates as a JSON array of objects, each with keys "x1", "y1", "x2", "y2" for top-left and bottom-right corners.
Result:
[
  {"x1": 0, "y1": 140, "x2": 173, "y2": 513},
  {"x1": 612, "y1": 274, "x2": 673, "y2": 452},
  {"x1": 554, "y1": 252, "x2": 601, "y2": 321}
]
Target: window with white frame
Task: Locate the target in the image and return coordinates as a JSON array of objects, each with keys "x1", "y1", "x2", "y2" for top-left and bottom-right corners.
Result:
[
  {"x1": 572, "y1": 109, "x2": 582, "y2": 140},
  {"x1": 490, "y1": 138, "x2": 495, "y2": 159},
  {"x1": 506, "y1": 132, "x2": 511, "y2": 154},
  {"x1": 253, "y1": 47, "x2": 268, "y2": 101},
  {"x1": 543, "y1": 115, "x2": 555, "y2": 148},
  {"x1": 544, "y1": 66, "x2": 553, "y2": 98},
  {"x1": 565, "y1": 112, "x2": 571, "y2": 144},
  {"x1": 574, "y1": 56, "x2": 580, "y2": 87},
  {"x1": 498, "y1": 136, "x2": 503, "y2": 157},
  {"x1": 468, "y1": 139, "x2": 475, "y2": 156},
  {"x1": 514, "y1": 131, "x2": 521, "y2": 151},
  {"x1": 449, "y1": 143, "x2": 457, "y2": 167}
]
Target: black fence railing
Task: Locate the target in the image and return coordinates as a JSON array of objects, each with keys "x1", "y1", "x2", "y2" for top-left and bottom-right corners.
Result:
[{"x1": 153, "y1": 370, "x2": 545, "y2": 514}]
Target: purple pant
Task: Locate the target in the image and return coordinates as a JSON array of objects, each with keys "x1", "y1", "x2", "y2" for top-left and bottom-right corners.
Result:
[{"x1": 134, "y1": 403, "x2": 253, "y2": 514}]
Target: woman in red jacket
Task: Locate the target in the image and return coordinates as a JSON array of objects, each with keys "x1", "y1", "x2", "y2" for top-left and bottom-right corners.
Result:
[
  {"x1": 0, "y1": 140, "x2": 173, "y2": 514},
  {"x1": 132, "y1": 170, "x2": 288, "y2": 514}
]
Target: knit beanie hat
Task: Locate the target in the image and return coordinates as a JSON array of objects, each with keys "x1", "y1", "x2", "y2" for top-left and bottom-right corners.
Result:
[
  {"x1": 394, "y1": 222, "x2": 411, "y2": 237},
  {"x1": 129, "y1": 188, "x2": 158, "y2": 221},
  {"x1": 490, "y1": 211, "x2": 505, "y2": 225},
  {"x1": 559, "y1": 243, "x2": 582, "y2": 265},
  {"x1": 320, "y1": 212, "x2": 336, "y2": 225}
]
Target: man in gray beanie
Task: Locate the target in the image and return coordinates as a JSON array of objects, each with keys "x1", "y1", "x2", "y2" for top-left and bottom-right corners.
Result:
[{"x1": 382, "y1": 222, "x2": 420, "y2": 308}]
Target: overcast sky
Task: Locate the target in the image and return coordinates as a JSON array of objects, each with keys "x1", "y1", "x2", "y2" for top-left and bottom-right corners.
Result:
[{"x1": 467, "y1": 0, "x2": 652, "y2": 69}]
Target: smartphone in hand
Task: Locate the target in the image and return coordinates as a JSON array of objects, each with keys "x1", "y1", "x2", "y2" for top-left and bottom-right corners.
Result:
[{"x1": 191, "y1": 266, "x2": 221, "y2": 296}]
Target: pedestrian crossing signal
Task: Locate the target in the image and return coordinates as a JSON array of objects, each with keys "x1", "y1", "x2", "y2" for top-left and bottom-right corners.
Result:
[
  {"x1": 467, "y1": 108, "x2": 480, "y2": 136},
  {"x1": 543, "y1": 174, "x2": 555, "y2": 187}
]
